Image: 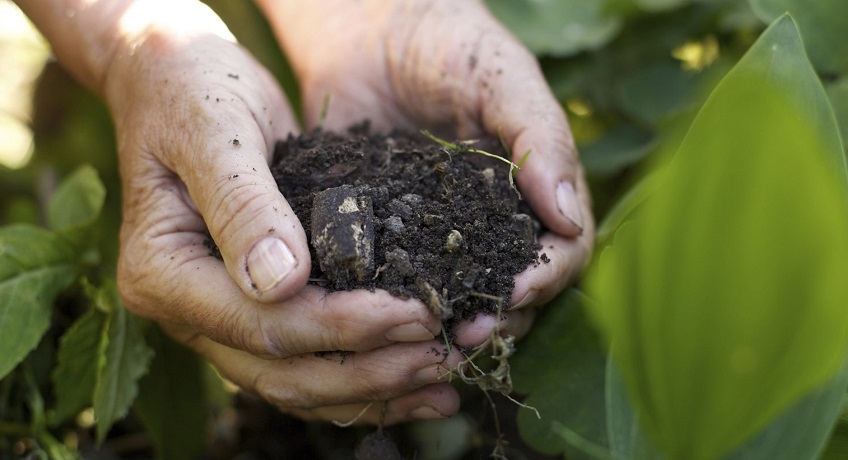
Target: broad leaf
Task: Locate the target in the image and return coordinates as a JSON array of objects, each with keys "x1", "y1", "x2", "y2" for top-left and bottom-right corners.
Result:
[
  {"x1": 607, "y1": 354, "x2": 848, "y2": 460},
  {"x1": 0, "y1": 224, "x2": 76, "y2": 379},
  {"x1": 616, "y1": 60, "x2": 705, "y2": 124},
  {"x1": 512, "y1": 290, "x2": 608, "y2": 458},
  {"x1": 581, "y1": 124, "x2": 656, "y2": 178},
  {"x1": 749, "y1": 0, "x2": 848, "y2": 75},
  {"x1": 485, "y1": 0, "x2": 622, "y2": 57},
  {"x1": 51, "y1": 307, "x2": 108, "y2": 424},
  {"x1": 135, "y1": 326, "x2": 207, "y2": 460},
  {"x1": 91, "y1": 280, "x2": 154, "y2": 443},
  {"x1": 827, "y1": 78, "x2": 848, "y2": 153},
  {"x1": 47, "y1": 165, "x2": 106, "y2": 232},
  {"x1": 587, "y1": 16, "x2": 848, "y2": 459}
]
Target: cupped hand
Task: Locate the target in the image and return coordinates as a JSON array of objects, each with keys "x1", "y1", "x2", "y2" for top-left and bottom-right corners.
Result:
[
  {"x1": 261, "y1": 0, "x2": 595, "y2": 347},
  {"x1": 103, "y1": 7, "x2": 459, "y2": 425}
]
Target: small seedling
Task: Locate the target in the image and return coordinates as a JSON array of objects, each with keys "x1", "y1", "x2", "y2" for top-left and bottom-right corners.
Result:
[
  {"x1": 317, "y1": 94, "x2": 331, "y2": 131},
  {"x1": 421, "y1": 130, "x2": 522, "y2": 171}
]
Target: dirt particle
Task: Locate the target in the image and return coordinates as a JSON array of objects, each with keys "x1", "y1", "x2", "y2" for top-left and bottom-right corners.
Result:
[
  {"x1": 232, "y1": 139, "x2": 240, "y2": 147},
  {"x1": 227, "y1": 73, "x2": 239, "y2": 79}
]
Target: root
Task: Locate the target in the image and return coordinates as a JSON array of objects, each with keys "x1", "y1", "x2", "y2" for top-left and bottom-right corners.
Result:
[{"x1": 332, "y1": 402, "x2": 374, "y2": 427}]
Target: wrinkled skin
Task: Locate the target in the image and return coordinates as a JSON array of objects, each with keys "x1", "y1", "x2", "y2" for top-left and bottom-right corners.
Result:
[{"x1": 22, "y1": 0, "x2": 593, "y2": 425}]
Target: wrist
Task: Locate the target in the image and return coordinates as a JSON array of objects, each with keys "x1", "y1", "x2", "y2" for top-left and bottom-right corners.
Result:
[{"x1": 15, "y1": 0, "x2": 234, "y2": 97}]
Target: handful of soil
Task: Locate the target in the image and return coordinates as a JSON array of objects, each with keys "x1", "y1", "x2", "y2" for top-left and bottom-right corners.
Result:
[{"x1": 269, "y1": 125, "x2": 544, "y2": 328}]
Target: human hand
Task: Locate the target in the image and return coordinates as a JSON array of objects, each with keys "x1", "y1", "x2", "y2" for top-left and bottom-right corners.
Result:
[
  {"x1": 100, "y1": 2, "x2": 462, "y2": 425},
  {"x1": 259, "y1": 0, "x2": 595, "y2": 347}
]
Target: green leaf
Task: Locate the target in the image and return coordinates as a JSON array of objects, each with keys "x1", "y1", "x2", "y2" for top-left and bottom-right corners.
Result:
[
  {"x1": 51, "y1": 307, "x2": 108, "y2": 425},
  {"x1": 606, "y1": 354, "x2": 848, "y2": 460},
  {"x1": 485, "y1": 0, "x2": 622, "y2": 57},
  {"x1": 827, "y1": 78, "x2": 848, "y2": 153},
  {"x1": 632, "y1": 0, "x2": 690, "y2": 12},
  {"x1": 512, "y1": 290, "x2": 608, "y2": 458},
  {"x1": 0, "y1": 224, "x2": 76, "y2": 379},
  {"x1": 587, "y1": 16, "x2": 848, "y2": 460},
  {"x1": 91, "y1": 279, "x2": 154, "y2": 443},
  {"x1": 581, "y1": 124, "x2": 656, "y2": 177},
  {"x1": 616, "y1": 60, "x2": 705, "y2": 125},
  {"x1": 749, "y1": 0, "x2": 848, "y2": 75},
  {"x1": 135, "y1": 326, "x2": 207, "y2": 460},
  {"x1": 47, "y1": 165, "x2": 106, "y2": 232},
  {"x1": 595, "y1": 173, "x2": 660, "y2": 245}
]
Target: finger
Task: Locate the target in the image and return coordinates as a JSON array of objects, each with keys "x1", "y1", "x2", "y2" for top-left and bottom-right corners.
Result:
[
  {"x1": 125, "y1": 36, "x2": 311, "y2": 303},
  {"x1": 283, "y1": 384, "x2": 461, "y2": 426},
  {"x1": 453, "y1": 308, "x2": 537, "y2": 348},
  {"x1": 468, "y1": 38, "x2": 586, "y2": 239},
  {"x1": 168, "y1": 325, "x2": 462, "y2": 417},
  {"x1": 510, "y1": 189, "x2": 595, "y2": 311}
]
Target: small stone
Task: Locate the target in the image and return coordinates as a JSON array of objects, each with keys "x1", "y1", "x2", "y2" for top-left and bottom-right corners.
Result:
[
  {"x1": 401, "y1": 193, "x2": 422, "y2": 206},
  {"x1": 444, "y1": 229, "x2": 463, "y2": 252},
  {"x1": 385, "y1": 248, "x2": 415, "y2": 276},
  {"x1": 384, "y1": 216, "x2": 405, "y2": 234},
  {"x1": 311, "y1": 185, "x2": 375, "y2": 284},
  {"x1": 423, "y1": 214, "x2": 443, "y2": 226}
]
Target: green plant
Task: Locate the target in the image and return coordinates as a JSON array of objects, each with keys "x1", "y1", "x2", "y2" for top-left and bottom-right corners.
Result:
[
  {"x1": 3, "y1": 0, "x2": 848, "y2": 458},
  {"x1": 500, "y1": 1, "x2": 848, "y2": 459}
]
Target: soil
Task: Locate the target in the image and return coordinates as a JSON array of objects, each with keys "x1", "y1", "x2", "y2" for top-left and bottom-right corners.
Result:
[{"x1": 267, "y1": 124, "x2": 544, "y2": 330}]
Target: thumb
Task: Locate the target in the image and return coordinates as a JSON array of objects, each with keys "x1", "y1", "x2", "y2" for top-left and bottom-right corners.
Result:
[{"x1": 172, "y1": 69, "x2": 310, "y2": 302}]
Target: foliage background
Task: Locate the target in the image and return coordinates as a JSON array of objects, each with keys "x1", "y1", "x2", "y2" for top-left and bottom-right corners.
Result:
[{"x1": 2, "y1": 0, "x2": 848, "y2": 459}]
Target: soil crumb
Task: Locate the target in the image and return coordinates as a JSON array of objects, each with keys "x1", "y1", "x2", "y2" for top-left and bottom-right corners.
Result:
[{"x1": 269, "y1": 124, "x2": 542, "y2": 328}]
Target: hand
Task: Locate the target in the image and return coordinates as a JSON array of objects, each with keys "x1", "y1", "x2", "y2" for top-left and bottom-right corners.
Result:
[
  {"x1": 259, "y1": 0, "x2": 595, "y2": 347},
  {"x1": 103, "y1": 3, "x2": 461, "y2": 425}
]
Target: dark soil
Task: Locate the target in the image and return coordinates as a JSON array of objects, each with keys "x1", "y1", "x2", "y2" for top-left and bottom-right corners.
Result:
[{"x1": 269, "y1": 124, "x2": 544, "y2": 329}]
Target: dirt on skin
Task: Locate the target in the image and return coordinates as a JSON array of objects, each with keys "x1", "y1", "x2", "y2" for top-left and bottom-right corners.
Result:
[{"x1": 268, "y1": 124, "x2": 544, "y2": 329}]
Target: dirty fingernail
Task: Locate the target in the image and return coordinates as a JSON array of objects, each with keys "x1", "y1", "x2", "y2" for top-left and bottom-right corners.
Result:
[
  {"x1": 247, "y1": 237, "x2": 297, "y2": 292},
  {"x1": 409, "y1": 406, "x2": 446, "y2": 420},
  {"x1": 385, "y1": 322, "x2": 435, "y2": 342},
  {"x1": 556, "y1": 181, "x2": 584, "y2": 234},
  {"x1": 511, "y1": 290, "x2": 538, "y2": 310}
]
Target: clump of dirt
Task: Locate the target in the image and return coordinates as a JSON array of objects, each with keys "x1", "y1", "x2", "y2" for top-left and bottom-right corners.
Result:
[{"x1": 269, "y1": 124, "x2": 543, "y2": 329}]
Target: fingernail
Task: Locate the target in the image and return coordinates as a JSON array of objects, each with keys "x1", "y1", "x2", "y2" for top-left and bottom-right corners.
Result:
[
  {"x1": 247, "y1": 237, "x2": 297, "y2": 292},
  {"x1": 385, "y1": 322, "x2": 435, "y2": 342},
  {"x1": 413, "y1": 364, "x2": 451, "y2": 385},
  {"x1": 556, "y1": 181, "x2": 584, "y2": 234},
  {"x1": 510, "y1": 290, "x2": 538, "y2": 310},
  {"x1": 409, "y1": 406, "x2": 446, "y2": 420}
]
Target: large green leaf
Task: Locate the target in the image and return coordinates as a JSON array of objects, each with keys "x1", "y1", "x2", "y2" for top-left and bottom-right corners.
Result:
[
  {"x1": 606, "y1": 354, "x2": 848, "y2": 460},
  {"x1": 0, "y1": 224, "x2": 76, "y2": 379},
  {"x1": 47, "y1": 165, "x2": 105, "y2": 232},
  {"x1": 51, "y1": 307, "x2": 108, "y2": 425},
  {"x1": 485, "y1": 0, "x2": 622, "y2": 57},
  {"x1": 827, "y1": 78, "x2": 848, "y2": 152},
  {"x1": 91, "y1": 280, "x2": 154, "y2": 443},
  {"x1": 135, "y1": 326, "x2": 207, "y2": 460},
  {"x1": 511, "y1": 290, "x2": 608, "y2": 458},
  {"x1": 749, "y1": 0, "x2": 848, "y2": 75},
  {"x1": 587, "y1": 15, "x2": 848, "y2": 460}
]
